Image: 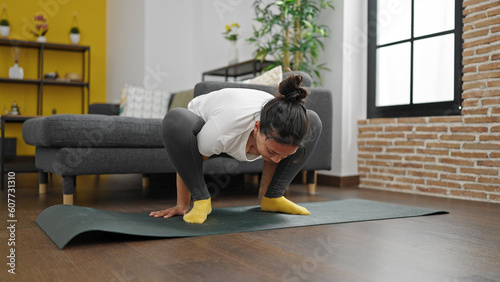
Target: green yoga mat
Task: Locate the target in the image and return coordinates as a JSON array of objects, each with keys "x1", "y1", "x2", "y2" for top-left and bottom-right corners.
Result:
[{"x1": 36, "y1": 199, "x2": 447, "y2": 249}]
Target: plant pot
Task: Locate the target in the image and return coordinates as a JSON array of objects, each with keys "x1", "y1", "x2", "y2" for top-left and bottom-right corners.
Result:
[
  {"x1": 37, "y1": 36, "x2": 47, "y2": 43},
  {"x1": 0, "y1": 25, "x2": 9, "y2": 37},
  {"x1": 9, "y1": 63, "x2": 24, "y2": 79},
  {"x1": 228, "y1": 40, "x2": 238, "y2": 65},
  {"x1": 70, "y1": 33, "x2": 80, "y2": 44}
]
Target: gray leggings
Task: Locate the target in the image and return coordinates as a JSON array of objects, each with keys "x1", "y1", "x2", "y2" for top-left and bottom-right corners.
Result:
[{"x1": 162, "y1": 108, "x2": 322, "y2": 201}]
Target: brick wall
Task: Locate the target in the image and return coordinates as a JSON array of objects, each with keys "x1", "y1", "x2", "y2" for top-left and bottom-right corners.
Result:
[{"x1": 357, "y1": 0, "x2": 500, "y2": 203}]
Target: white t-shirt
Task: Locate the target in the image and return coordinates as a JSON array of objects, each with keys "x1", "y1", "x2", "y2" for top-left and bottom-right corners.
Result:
[{"x1": 187, "y1": 88, "x2": 274, "y2": 161}]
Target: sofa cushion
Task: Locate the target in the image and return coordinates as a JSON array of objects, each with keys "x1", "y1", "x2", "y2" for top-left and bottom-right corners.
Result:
[
  {"x1": 119, "y1": 84, "x2": 171, "y2": 119},
  {"x1": 22, "y1": 114, "x2": 164, "y2": 148},
  {"x1": 169, "y1": 89, "x2": 194, "y2": 110},
  {"x1": 242, "y1": 65, "x2": 283, "y2": 86}
]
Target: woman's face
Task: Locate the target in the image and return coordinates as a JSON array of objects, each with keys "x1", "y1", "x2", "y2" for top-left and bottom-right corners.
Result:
[{"x1": 254, "y1": 122, "x2": 299, "y2": 163}]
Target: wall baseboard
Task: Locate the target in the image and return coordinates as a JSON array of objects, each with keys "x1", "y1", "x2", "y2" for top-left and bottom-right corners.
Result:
[{"x1": 317, "y1": 174, "x2": 360, "y2": 187}]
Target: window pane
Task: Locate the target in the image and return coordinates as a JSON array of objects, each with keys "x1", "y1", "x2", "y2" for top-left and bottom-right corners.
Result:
[
  {"x1": 376, "y1": 43, "x2": 411, "y2": 107},
  {"x1": 414, "y1": 0, "x2": 455, "y2": 37},
  {"x1": 413, "y1": 34, "x2": 455, "y2": 104},
  {"x1": 377, "y1": 0, "x2": 412, "y2": 45}
]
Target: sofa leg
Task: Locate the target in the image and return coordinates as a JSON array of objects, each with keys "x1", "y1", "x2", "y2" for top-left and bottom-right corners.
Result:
[
  {"x1": 306, "y1": 170, "x2": 317, "y2": 195},
  {"x1": 62, "y1": 175, "x2": 76, "y2": 205},
  {"x1": 244, "y1": 174, "x2": 252, "y2": 183},
  {"x1": 39, "y1": 184, "x2": 48, "y2": 194},
  {"x1": 63, "y1": 194, "x2": 74, "y2": 205},
  {"x1": 252, "y1": 174, "x2": 260, "y2": 186},
  {"x1": 244, "y1": 174, "x2": 260, "y2": 186},
  {"x1": 142, "y1": 174, "x2": 150, "y2": 189},
  {"x1": 39, "y1": 170, "x2": 48, "y2": 194}
]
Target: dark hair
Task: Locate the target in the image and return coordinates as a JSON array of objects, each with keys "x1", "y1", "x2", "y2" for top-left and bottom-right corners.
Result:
[{"x1": 259, "y1": 72, "x2": 309, "y2": 147}]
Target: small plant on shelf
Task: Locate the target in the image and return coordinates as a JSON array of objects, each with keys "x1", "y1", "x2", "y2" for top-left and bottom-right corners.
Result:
[
  {"x1": 223, "y1": 23, "x2": 241, "y2": 65},
  {"x1": 0, "y1": 5, "x2": 10, "y2": 37},
  {"x1": 69, "y1": 13, "x2": 80, "y2": 44},
  {"x1": 222, "y1": 23, "x2": 240, "y2": 41},
  {"x1": 32, "y1": 14, "x2": 48, "y2": 42}
]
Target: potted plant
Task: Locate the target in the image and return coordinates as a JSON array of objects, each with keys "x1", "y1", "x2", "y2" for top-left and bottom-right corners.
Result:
[
  {"x1": 70, "y1": 27, "x2": 80, "y2": 44},
  {"x1": 222, "y1": 23, "x2": 240, "y2": 65},
  {"x1": 0, "y1": 19, "x2": 9, "y2": 37},
  {"x1": 247, "y1": 0, "x2": 334, "y2": 85},
  {"x1": 32, "y1": 14, "x2": 48, "y2": 42},
  {"x1": 0, "y1": 6, "x2": 10, "y2": 37},
  {"x1": 69, "y1": 13, "x2": 80, "y2": 44}
]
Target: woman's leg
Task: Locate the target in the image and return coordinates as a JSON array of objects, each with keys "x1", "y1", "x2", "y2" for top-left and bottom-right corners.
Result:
[
  {"x1": 261, "y1": 110, "x2": 322, "y2": 214},
  {"x1": 162, "y1": 108, "x2": 211, "y2": 223}
]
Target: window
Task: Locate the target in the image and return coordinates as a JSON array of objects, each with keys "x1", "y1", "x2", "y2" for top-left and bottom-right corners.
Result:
[{"x1": 367, "y1": 0, "x2": 463, "y2": 118}]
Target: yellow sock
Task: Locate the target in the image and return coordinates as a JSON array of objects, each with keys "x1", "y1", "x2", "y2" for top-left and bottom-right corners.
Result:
[
  {"x1": 183, "y1": 198, "x2": 212, "y2": 224},
  {"x1": 260, "y1": 196, "x2": 310, "y2": 215}
]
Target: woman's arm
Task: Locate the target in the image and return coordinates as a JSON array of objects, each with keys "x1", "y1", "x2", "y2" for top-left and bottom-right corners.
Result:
[
  {"x1": 258, "y1": 160, "x2": 278, "y2": 199},
  {"x1": 150, "y1": 155, "x2": 211, "y2": 218},
  {"x1": 149, "y1": 173, "x2": 191, "y2": 218},
  {"x1": 175, "y1": 173, "x2": 191, "y2": 207}
]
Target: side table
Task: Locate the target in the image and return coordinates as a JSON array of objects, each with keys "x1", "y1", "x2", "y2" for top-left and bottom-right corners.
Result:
[
  {"x1": 202, "y1": 59, "x2": 275, "y2": 81},
  {"x1": 1, "y1": 115, "x2": 41, "y2": 190}
]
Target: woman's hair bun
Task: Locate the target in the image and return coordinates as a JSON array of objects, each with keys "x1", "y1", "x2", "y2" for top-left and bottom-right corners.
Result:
[{"x1": 278, "y1": 71, "x2": 309, "y2": 103}]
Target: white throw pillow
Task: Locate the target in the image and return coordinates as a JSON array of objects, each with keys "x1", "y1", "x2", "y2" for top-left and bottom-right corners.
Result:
[
  {"x1": 119, "y1": 84, "x2": 171, "y2": 119},
  {"x1": 242, "y1": 65, "x2": 282, "y2": 86}
]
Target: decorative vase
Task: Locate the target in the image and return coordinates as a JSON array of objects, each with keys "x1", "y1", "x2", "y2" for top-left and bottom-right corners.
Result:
[
  {"x1": 0, "y1": 25, "x2": 9, "y2": 37},
  {"x1": 9, "y1": 63, "x2": 24, "y2": 79},
  {"x1": 37, "y1": 36, "x2": 47, "y2": 43},
  {"x1": 9, "y1": 101, "x2": 20, "y2": 115},
  {"x1": 70, "y1": 33, "x2": 80, "y2": 44},
  {"x1": 228, "y1": 40, "x2": 238, "y2": 65}
]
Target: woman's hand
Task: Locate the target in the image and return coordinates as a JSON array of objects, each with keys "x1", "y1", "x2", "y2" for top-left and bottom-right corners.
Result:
[
  {"x1": 259, "y1": 160, "x2": 278, "y2": 199},
  {"x1": 149, "y1": 204, "x2": 190, "y2": 219}
]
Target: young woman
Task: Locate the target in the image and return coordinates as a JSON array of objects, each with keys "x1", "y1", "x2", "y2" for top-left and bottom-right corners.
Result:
[{"x1": 149, "y1": 72, "x2": 322, "y2": 224}]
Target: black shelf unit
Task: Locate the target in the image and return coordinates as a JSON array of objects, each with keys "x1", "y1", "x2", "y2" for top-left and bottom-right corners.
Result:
[
  {"x1": 0, "y1": 38, "x2": 90, "y2": 115},
  {"x1": 202, "y1": 59, "x2": 275, "y2": 81},
  {"x1": 0, "y1": 39, "x2": 90, "y2": 189},
  {"x1": 1, "y1": 115, "x2": 40, "y2": 190},
  {"x1": 2, "y1": 156, "x2": 36, "y2": 173}
]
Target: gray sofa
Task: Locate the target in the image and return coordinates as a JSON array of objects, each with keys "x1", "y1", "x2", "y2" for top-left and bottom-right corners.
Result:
[{"x1": 22, "y1": 76, "x2": 332, "y2": 205}]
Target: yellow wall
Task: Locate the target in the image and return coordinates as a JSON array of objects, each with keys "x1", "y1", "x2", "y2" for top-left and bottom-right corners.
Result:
[{"x1": 0, "y1": 0, "x2": 106, "y2": 155}]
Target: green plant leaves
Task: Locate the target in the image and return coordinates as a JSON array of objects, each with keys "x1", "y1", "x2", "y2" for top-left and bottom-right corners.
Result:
[{"x1": 247, "y1": 0, "x2": 334, "y2": 85}]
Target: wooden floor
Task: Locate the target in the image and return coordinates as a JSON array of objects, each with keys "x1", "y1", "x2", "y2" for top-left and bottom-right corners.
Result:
[{"x1": 1, "y1": 173, "x2": 499, "y2": 282}]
